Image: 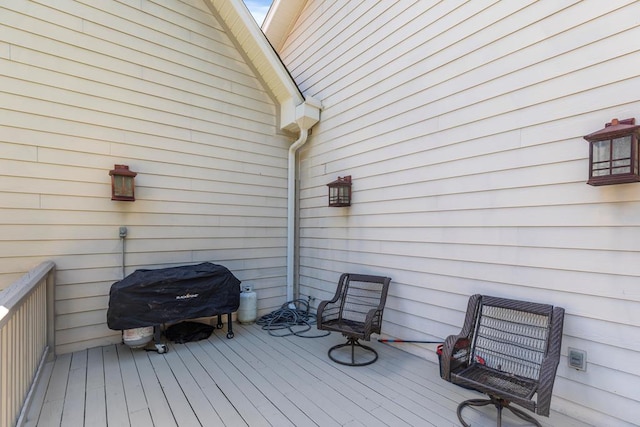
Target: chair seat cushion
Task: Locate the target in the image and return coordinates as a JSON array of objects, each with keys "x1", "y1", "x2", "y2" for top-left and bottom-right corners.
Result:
[
  {"x1": 322, "y1": 319, "x2": 365, "y2": 337},
  {"x1": 452, "y1": 364, "x2": 538, "y2": 399}
]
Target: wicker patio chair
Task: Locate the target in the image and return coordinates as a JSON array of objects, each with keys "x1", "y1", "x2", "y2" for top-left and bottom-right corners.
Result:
[
  {"x1": 316, "y1": 273, "x2": 391, "y2": 366},
  {"x1": 440, "y1": 294, "x2": 565, "y2": 427}
]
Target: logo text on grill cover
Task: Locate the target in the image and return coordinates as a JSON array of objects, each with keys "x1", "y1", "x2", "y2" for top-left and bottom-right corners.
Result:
[{"x1": 176, "y1": 293, "x2": 199, "y2": 300}]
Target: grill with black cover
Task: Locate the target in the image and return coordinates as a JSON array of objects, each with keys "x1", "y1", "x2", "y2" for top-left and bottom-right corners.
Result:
[{"x1": 107, "y1": 262, "x2": 241, "y2": 348}]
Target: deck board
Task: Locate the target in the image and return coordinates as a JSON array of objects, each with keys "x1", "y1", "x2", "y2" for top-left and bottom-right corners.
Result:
[
  {"x1": 169, "y1": 343, "x2": 246, "y2": 426},
  {"x1": 161, "y1": 346, "x2": 223, "y2": 427},
  {"x1": 132, "y1": 348, "x2": 176, "y2": 427},
  {"x1": 60, "y1": 351, "x2": 87, "y2": 427},
  {"x1": 26, "y1": 322, "x2": 590, "y2": 427},
  {"x1": 37, "y1": 352, "x2": 70, "y2": 427},
  {"x1": 238, "y1": 329, "x2": 354, "y2": 426},
  {"x1": 238, "y1": 325, "x2": 389, "y2": 426},
  {"x1": 84, "y1": 347, "x2": 106, "y2": 427},
  {"x1": 249, "y1": 329, "x2": 382, "y2": 417},
  {"x1": 148, "y1": 348, "x2": 203, "y2": 426},
  {"x1": 102, "y1": 345, "x2": 130, "y2": 427},
  {"x1": 285, "y1": 331, "x2": 443, "y2": 427},
  {"x1": 218, "y1": 329, "x2": 341, "y2": 427},
  {"x1": 185, "y1": 341, "x2": 270, "y2": 426},
  {"x1": 204, "y1": 332, "x2": 300, "y2": 427},
  {"x1": 22, "y1": 358, "x2": 54, "y2": 427},
  {"x1": 116, "y1": 344, "x2": 153, "y2": 426}
]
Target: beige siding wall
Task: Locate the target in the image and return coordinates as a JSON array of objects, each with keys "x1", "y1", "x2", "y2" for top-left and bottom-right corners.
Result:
[
  {"x1": 0, "y1": 0, "x2": 293, "y2": 353},
  {"x1": 279, "y1": 1, "x2": 640, "y2": 425}
]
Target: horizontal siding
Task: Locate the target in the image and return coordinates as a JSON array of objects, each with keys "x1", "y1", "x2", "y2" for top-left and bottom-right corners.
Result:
[
  {"x1": 281, "y1": 1, "x2": 640, "y2": 426},
  {"x1": 0, "y1": 0, "x2": 293, "y2": 353}
]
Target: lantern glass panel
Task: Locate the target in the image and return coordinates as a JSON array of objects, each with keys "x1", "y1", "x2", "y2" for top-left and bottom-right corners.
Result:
[
  {"x1": 611, "y1": 136, "x2": 631, "y2": 174},
  {"x1": 329, "y1": 187, "x2": 337, "y2": 203},
  {"x1": 591, "y1": 140, "x2": 610, "y2": 176},
  {"x1": 113, "y1": 175, "x2": 134, "y2": 198},
  {"x1": 338, "y1": 186, "x2": 349, "y2": 202}
]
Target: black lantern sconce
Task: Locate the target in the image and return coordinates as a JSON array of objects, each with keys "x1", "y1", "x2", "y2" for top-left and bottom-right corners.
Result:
[
  {"x1": 583, "y1": 118, "x2": 640, "y2": 186},
  {"x1": 109, "y1": 164, "x2": 137, "y2": 201},
  {"x1": 327, "y1": 175, "x2": 352, "y2": 207}
]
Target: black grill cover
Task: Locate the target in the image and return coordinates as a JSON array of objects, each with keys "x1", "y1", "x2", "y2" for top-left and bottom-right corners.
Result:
[{"x1": 107, "y1": 262, "x2": 241, "y2": 330}]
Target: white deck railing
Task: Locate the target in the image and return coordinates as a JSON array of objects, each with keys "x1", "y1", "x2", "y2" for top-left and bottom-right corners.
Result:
[{"x1": 0, "y1": 261, "x2": 55, "y2": 427}]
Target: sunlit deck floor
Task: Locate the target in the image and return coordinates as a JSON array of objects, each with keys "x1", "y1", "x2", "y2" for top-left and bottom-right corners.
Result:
[{"x1": 25, "y1": 322, "x2": 586, "y2": 427}]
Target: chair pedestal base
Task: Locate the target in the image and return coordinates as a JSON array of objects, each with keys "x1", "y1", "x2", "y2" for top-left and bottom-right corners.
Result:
[
  {"x1": 328, "y1": 337, "x2": 378, "y2": 366},
  {"x1": 457, "y1": 396, "x2": 541, "y2": 427}
]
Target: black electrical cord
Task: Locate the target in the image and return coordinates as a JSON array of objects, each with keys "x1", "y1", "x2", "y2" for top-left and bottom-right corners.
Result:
[{"x1": 256, "y1": 299, "x2": 330, "y2": 338}]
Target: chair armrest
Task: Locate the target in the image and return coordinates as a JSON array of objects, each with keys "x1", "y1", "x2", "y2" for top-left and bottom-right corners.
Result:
[
  {"x1": 361, "y1": 307, "x2": 385, "y2": 339},
  {"x1": 535, "y1": 306, "x2": 565, "y2": 416},
  {"x1": 317, "y1": 300, "x2": 341, "y2": 325},
  {"x1": 316, "y1": 300, "x2": 328, "y2": 324},
  {"x1": 440, "y1": 334, "x2": 471, "y2": 381},
  {"x1": 316, "y1": 273, "x2": 349, "y2": 326},
  {"x1": 440, "y1": 294, "x2": 482, "y2": 381}
]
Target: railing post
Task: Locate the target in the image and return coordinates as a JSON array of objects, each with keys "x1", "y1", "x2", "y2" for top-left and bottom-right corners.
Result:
[{"x1": 46, "y1": 265, "x2": 56, "y2": 361}]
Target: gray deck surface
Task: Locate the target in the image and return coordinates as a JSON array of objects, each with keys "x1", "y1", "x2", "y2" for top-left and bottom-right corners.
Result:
[{"x1": 24, "y1": 322, "x2": 588, "y2": 427}]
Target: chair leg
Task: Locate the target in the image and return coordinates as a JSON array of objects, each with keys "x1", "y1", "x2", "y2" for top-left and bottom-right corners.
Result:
[
  {"x1": 503, "y1": 403, "x2": 541, "y2": 427},
  {"x1": 457, "y1": 398, "x2": 495, "y2": 427},
  {"x1": 457, "y1": 396, "x2": 541, "y2": 427},
  {"x1": 328, "y1": 337, "x2": 378, "y2": 366}
]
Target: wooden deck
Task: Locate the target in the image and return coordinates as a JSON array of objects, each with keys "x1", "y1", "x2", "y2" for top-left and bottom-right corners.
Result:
[{"x1": 23, "y1": 322, "x2": 587, "y2": 427}]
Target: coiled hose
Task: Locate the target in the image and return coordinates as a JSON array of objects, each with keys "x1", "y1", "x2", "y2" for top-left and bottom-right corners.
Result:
[{"x1": 256, "y1": 299, "x2": 330, "y2": 338}]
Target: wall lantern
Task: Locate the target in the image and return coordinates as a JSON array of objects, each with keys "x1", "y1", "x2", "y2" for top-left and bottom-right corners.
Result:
[
  {"x1": 109, "y1": 164, "x2": 137, "y2": 201},
  {"x1": 327, "y1": 175, "x2": 352, "y2": 207},
  {"x1": 583, "y1": 118, "x2": 640, "y2": 186}
]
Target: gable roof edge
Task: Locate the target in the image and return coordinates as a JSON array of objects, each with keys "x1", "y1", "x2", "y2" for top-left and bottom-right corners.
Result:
[
  {"x1": 206, "y1": 0, "x2": 313, "y2": 132},
  {"x1": 262, "y1": 0, "x2": 307, "y2": 52}
]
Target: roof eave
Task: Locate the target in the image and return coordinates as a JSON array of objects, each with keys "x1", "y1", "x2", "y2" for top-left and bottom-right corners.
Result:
[
  {"x1": 262, "y1": 0, "x2": 307, "y2": 52},
  {"x1": 206, "y1": 0, "x2": 316, "y2": 132}
]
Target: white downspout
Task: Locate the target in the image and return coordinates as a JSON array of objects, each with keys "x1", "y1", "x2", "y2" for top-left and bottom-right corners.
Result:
[
  {"x1": 286, "y1": 97, "x2": 321, "y2": 303},
  {"x1": 286, "y1": 127, "x2": 309, "y2": 303}
]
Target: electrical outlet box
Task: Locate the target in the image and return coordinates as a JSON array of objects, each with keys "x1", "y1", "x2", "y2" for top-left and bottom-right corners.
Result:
[
  {"x1": 119, "y1": 226, "x2": 128, "y2": 238},
  {"x1": 568, "y1": 348, "x2": 587, "y2": 371}
]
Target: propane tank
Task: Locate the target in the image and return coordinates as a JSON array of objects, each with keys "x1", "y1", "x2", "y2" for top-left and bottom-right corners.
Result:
[
  {"x1": 238, "y1": 285, "x2": 257, "y2": 324},
  {"x1": 123, "y1": 326, "x2": 154, "y2": 348}
]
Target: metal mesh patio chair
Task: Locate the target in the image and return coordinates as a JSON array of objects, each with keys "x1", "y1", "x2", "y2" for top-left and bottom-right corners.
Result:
[
  {"x1": 440, "y1": 294, "x2": 565, "y2": 427},
  {"x1": 316, "y1": 273, "x2": 391, "y2": 366}
]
